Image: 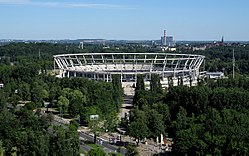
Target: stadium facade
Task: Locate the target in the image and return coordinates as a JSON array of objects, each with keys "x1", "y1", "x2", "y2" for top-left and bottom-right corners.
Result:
[{"x1": 54, "y1": 53, "x2": 205, "y2": 88}]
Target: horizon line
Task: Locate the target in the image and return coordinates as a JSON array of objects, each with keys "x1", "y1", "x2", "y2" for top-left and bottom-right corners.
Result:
[{"x1": 1, "y1": 38, "x2": 249, "y2": 42}]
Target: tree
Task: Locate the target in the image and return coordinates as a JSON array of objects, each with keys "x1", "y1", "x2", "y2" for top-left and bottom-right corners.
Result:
[
  {"x1": 112, "y1": 74, "x2": 123, "y2": 112},
  {"x1": 48, "y1": 126, "x2": 80, "y2": 156},
  {"x1": 152, "y1": 103, "x2": 171, "y2": 128},
  {"x1": 128, "y1": 109, "x2": 149, "y2": 145},
  {"x1": 41, "y1": 89, "x2": 49, "y2": 102},
  {"x1": 146, "y1": 109, "x2": 165, "y2": 138},
  {"x1": 135, "y1": 74, "x2": 145, "y2": 91},
  {"x1": 16, "y1": 130, "x2": 49, "y2": 156},
  {"x1": 12, "y1": 65, "x2": 39, "y2": 82},
  {"x1": 31, "y1": 82, "x2": 44, "y2": 108},
  {"x1": 57, "y1": 96, "x2": 69, "y2": 116},
  {"x1": 61, "y1": 88, "x2": 72, "y2": 98},
  {"x1": 8, "y1": 93, "x2": 21, "y2": 108},
  {"x1": 150, "y1": 74, "x2": 163, "y2": 94},
  {"x1": 0, "y1": 109, "x2": 19, "y2": 154},
  {"x1": 46, "y1": 112, "x2": 54, "y2": 122},
  {"x1": 0, "y1": 90, "x2": 7, "y2": 110},
  {"x1": 88, "y1": 147, "x2": 106, "y2": 156},
  {"x1": 172, "y1": 106, "x2": 188, "y2": 132},
  {"x1": 103, "y1": 112, "x2": 119, "y2": 132},
  {"x1": 174, "y1": 123, "x2": 207, "y2": 156},
  {"x1": 80, "y1": 106, "x2": 101, "y2": 125},
  {"x1": 25, "y1": 102, "x2": 36, "y2": 110},
  {"x1": 188, "y1": 86, "x2": 210, "y2": 115},
  {"x1": 68, "y1": 89, "x2": 86, "y2": 117},
  {"x1": 49, "y1": 85, "x2": 60, "y2": 103},
  {"x1": 129, "y1": 121, "x2": 148, "y2": 146},
  {"x1": 0, "y1": 141, "x2": 4, "y2": 156},
  {"x1": 133, "y1": 95, "x2": 148, "y2": 109},
  {"x1": 17, "y1": 82, "x2": 31, "y2": 101},
  {"x1": 108, "y1": 152, "x2": 123, "y2": 156}
]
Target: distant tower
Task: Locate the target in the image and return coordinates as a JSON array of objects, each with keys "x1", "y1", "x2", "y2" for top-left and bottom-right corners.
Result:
[
  {"x1": 38, "y1": 49, "x2": 41, "y2": 59},
  {"x1": 233, "y1": 48, "x2": 235, "y2": 79},
  {"x1": 221, "y1": 36, "x2": 224, "y2": 43},
  {"x1": 163, "y1": 30, "x2": 167, "y2": 46},
  {"x1": 79, "y1": 41, "x2": 84, "y2": 49},
  {"x1": 151, "y1": 40, "x2": 155, "y2": 46}
]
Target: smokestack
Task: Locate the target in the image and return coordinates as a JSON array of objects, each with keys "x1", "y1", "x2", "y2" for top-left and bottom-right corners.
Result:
[{"x1": 163, "y1": 30, "x2": 166, "y2": 46}]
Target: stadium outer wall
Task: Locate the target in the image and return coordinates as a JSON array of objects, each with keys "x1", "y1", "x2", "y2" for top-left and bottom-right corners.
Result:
[{"x1": 53, "y1": 53, "x2": 205, "y2": 89}]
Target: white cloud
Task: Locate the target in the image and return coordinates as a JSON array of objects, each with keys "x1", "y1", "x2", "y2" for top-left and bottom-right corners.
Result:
[
  {"x1": 0, "y1": 0, "x2": 30, "y2": 4},
  {"x1": 65, "y1": 3, "x2": 124, "y2": 9},
  {"x1": 0, "y1": 0, "x2": 135, "y2": 9}
]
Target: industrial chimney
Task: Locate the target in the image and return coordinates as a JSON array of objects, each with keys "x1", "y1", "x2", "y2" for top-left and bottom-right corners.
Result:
[{"x1": 163, "y1": 30, "x2": 166, "y2": 46}]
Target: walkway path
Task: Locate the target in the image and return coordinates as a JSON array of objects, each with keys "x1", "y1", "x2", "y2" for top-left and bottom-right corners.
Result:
[{"x1": 119, "y1": 85, "x2": 135, "y2": 119}]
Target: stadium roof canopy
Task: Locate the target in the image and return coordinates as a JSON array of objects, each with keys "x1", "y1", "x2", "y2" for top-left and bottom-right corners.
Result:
[{"x1": 54, "y1": 53, "x2": 205, "y2": 78}]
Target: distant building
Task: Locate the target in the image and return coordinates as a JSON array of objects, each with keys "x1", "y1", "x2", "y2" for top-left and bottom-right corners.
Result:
[
  {"x1": 193, "y1": 46, "x2": 206, "y2": 51},
  {"x1": 168, "y1": 47, "x2": 177, "y2": 51},
  {"x1": 151, "y1": 40, "x2": 155, "y2": 46},
  {"x1": 166, "y1": 36, "x2": 174, "y2": 47},
  {"x1": 206, "y1": 72, "x2": 225, "y2": 79},
  {"x1": 160, "y1": 46, "x2": 168, "y2": 51},
  {"x1": 161, "y1": 36, "x2": 165, "y2": 46},
  {"x1": 161, "y1": 35, "x2": 174, "y2": 47},
  {"x1": 213, "y1": 36, "x2": 225, "y2": 46},
  {"x1": 103, "y1": 46, "x2": 110, "y2": 49}
]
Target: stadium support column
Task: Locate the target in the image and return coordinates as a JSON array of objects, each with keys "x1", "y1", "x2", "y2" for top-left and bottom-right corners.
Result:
[
  {"x1": 59, "y1": 70, "x2": 64, "y2": 78},
  {"x1": 110, "y1": 74, "x2": 113, "y2": 82},
  {"x1": 94, "y1": 73, "x2": 96, "y2": 80},
  {"x1": 196, "y1": 69, "x2": 199, "y2": 78},
  {"x1": 193, "y1": 70, "x2": 196, "y2": 79},
  {"x1": 67, "y1": 71, "x2": 70, "y2": 78}
]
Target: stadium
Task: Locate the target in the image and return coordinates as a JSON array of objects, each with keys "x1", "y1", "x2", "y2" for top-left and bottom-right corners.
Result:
[{"x1": 53, "y1": 53, "x2": 205, "y2": 88}]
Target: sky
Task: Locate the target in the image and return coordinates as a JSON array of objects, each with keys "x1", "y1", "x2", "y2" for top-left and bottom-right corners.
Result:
[{"x1": 0, "y1": 0, "x2": 249, "y2": 41}]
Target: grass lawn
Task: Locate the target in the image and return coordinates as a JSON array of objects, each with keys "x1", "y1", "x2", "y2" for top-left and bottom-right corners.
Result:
[{"x1": 87, "y1": 143, "x2": 103, "y2": 149}]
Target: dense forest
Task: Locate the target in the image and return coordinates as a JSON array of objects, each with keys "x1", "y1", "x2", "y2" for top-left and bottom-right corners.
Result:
[
  {"x1": 1, "y1": 42, "x2": 249, "y2": 75},
  {"x1": 0, "y1": 70, "x2": 122, "y2": 155},
  {"x1": 0, "y1": 43, "x2": 123, "y2": 155},
  {"x1": 182, "y1": 45, "x2": 249, "y2": 75},
  {"x1": 128, "y1": 74, "x2": 249, "y2": 155}
]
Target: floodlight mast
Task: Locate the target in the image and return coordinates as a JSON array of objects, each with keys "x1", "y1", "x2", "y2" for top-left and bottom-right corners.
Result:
[
  {"x1": 233, "y1": 48, "x2": 235, "y2": 79},
  {"x1": 90, "y1": 114, "x2": 99, "y2": 144}
]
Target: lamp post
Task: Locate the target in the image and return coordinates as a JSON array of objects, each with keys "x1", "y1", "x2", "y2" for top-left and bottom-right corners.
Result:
[
  {"x1": 90, "y1": 114, "x2": 99, "y2": 144},
  {"x1": 145, "y1": 141, "x2": 149, "y2": 156}
]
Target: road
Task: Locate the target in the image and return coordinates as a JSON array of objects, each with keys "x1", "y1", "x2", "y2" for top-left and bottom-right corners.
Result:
[
  {"x1": 51, "y1": 116, "x2": 124, "y2": 154},
  {"x1": 79, "y1": 131, "x2": 127, "y2": 155}
]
